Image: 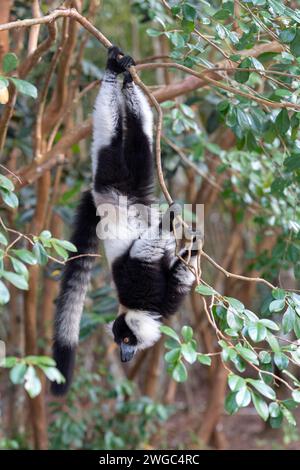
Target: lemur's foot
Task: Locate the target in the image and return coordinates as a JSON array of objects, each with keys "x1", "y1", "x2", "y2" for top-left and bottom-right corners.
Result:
[
  {"x1": 185, "y1": 228, "x2": 203, "y2": 256},
  {"x1": 107, "y1": 46, "x2": 135, "y2": 75}
]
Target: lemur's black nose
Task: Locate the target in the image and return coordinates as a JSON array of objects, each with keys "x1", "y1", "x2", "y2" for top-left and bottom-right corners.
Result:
[{"x1": 120, "y1": 342, "x2": 136, "y2": 362}]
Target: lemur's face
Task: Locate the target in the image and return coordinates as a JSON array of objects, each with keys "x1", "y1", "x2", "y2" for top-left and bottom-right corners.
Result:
[
  {"x1": 111, "y1": 311, "x2": 162, "y2": 362},
  {"x1": 112, "y1": 313, "x2": 138, "y2": 362}
]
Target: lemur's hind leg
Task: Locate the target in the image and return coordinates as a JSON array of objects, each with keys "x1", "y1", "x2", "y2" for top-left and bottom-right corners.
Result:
[
  {"x1": 92, "y1": 46, "x2": 129, "y2": 193},
  {"x1": 122, "y1": 71, "x2": 154, "y2": 205},
  {"x1": 162, "y1": 231, "x2": 202, "y2": 316}
]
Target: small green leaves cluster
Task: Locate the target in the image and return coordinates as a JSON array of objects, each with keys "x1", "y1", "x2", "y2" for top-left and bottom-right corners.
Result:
[
  {"x1": 162, "y1": 101, "x2": 199, "y2": 135},
  {"x1": 225, "y1": 372, "x2": 300, "y2": 427},
  {"x1": 162, "y1": 283, "x2": 300, "y2": 427},
  {"x1": 161, "y1": 325, "x2": 211, "y2": 383},
  {"x1": 0, "y1": 53, "x2": 38, "y2": 102},
  {"x1": 0, "y1": 224, "x2": 77, "y2": 305},
  {"x1": 0, "y1": 174, "x2": 18, "y2": 209},
  {"x1": 2, "y1": 356, "x2": 64, "y2": 398},
  {"x1": 32, "y1": 229, "x2": 77, "y2": 264}
]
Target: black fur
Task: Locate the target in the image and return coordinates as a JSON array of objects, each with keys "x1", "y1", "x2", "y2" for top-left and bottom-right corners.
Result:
[
  {"x1": 51, "y1": 343, "x2": 76, "y2": 395},
  {"x1": 51, "y1": 191, "x2": 99, "y2": 395},
  {"x1": 52, "y1": 48, "x2": 198, "y2": 394}
]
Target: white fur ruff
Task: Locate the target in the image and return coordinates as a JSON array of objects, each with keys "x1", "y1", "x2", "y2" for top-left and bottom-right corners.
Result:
[{"x1": 125, "y1": 310, "x2": 161, "y2": 349}]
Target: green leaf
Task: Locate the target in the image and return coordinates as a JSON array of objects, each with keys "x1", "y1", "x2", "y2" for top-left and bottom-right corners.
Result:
[
  {"x1": 197, "y1": 354, "x2": 211, "y2": 366},
  {"x1": 248, "y1": 379, "x2": 276, "y2": 400},
  {"x1": 248, "y1": 322, "x2": 267, "y2": 342},
  {"x1": 235, "y1": 343, "x2": 259, "y2": 365},
  {"x1": 279, "y1": 28, "x2": 296, "y2": 43},
  {"x1": 172, "y1": 361, "x2": 188, "y2": 382},
  {"x1": 146, "y1": 28, "x2": 163, "y2": 37},
  {"x1": 0, "y1": 232, "x2": 8, "y2": 246},
  {"x1": 39, "y1": 230, "x2": 52, "y2": 240},
  {"x1": 282, "y1": 306, "x2": 295, "y2": 334},
  {"x1": 0, "y1": 189, "x2": 18, "y2": 208},
  {"x1": 234, "y1": 58, "x2": 251, "y2": 83},
  {"x1": 0, "y1": 280, "x2": 10, "y2": 304},
  {"x1": 251, "y1": 391, "x2": 269, "y2": 421},
  {"x1": 195, "y1": 284, "x2": 216, "y2": 296},
  {"x1": 24, "y1": 365, "x2": 42, "y2": 398},
  {"x1": 9, "y1": 363, "x2": 27, "y2": 384},
  {"x1": 160, "y1": 325, "x2": 180, "y2": 342},
  {"x1": 11, "y1": 249, "x2": 37, "y2": 265},
  {"x1": 0, "y1": 174, "x2": 14, "y2": 191},
  {"x1": 215, "y1": 23, "x2": 227, "y2": 40},
  {"x1": 10, "y1": 257, "x2": 28, "y2": 279},
  {"x1": 236, "y1": 386, "x2": 251, "y2": 407},
  {"x1": 181, "y1": 325, "x2": 193, "y2": 342},
  {"x1": 269, "y1": 402, "x2": 281, "y2": 418},
  {"x1": 275, "y1": 109, "x2": 290, "y2": 134},
  {"x1": 291, "y1": 390, "x2": 300, "y2": 403},
  {"x1": 290, "y1": 29, "x2": 300, "y2": 57},
  {"x1": 281, "y1": 406, "x2": 296, "y2": 426},
  {"x1": 2, "y1": 356, "x2": 17, "y2": 368},
  {"x1": 40, "y1": 366, "x2": 65, "y2": 384},
  {"x1": 266, "y1": 331, "x2": 280, "y2": 353},
  {"x1": 272, "y1": 288, "x2": 286, "y2": 300},
  {"x1": 10, "y1": 78, "x2": 38, "y2": 99},
  {"x1": 170, "y1": 32, "x2": 185, "y2": 48},
  {"x1": 213, "y1": 8, "x2": 231, "y2": 20},
  {"x1": 181, "y1": 342, "x2": 197, "y2": 364},
  {"x1": 165, "y1": 348, "x2": 181, "y2": 363},
  {"x1": 2, "y1": 271, "x2": 28, "y2": 290},
  {"x1": 270, "y1": 414, "x2": 283, "y2": 429},
  {"x1": 228, "y1": 374, "x2": 246, "y2": 392},
  {"x1": 294, "y1": 316, "x2": 300, "y2": 339},
  {"x1": 259, "y1": 319, "x2": 280, "y2": 331},
  {"x1": 224, "y1": 391, "x2": 239, "y2": 415},
  {"x1": 269, "y1": 298, "x2": 286, "y2": 313},
  {"x1": 259, "y1": 351, "x2": 272, "y2": 364},
  {"x1": 2, "y1": 53, "x2": 19, "y2": 73},
  {"x1": 52, "y1": 242, "x2": 68, "y2": 260},
  {"x1": 30, "y1": 355, "x2": 56, "y2": 367},
  {"x1": 53, "y1": 239, "x2": 77, "y2": 252},
  {"x1": 226, "y1": 307, "x2": 244, "y2": 331},
  {"x1": 283, "y1": 155, "x2": 300, "y2": 172},
  {"x1": 33, "y1": 242, "x2": 48, "y2": 265},
  {"x1": 274, "y1": 352, "x2": 289, "y2": 370},
  {"x1": 224, "y1": 297, "x2": 245, "y2": 313},
  {"x1": 182, "y1": 3, "x2": 197, "y2": 22}
]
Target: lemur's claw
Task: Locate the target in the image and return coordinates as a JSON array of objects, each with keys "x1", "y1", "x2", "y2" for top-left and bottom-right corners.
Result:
[{"x1": 107, "y1": 46, "x2": 135, "y2": 75}]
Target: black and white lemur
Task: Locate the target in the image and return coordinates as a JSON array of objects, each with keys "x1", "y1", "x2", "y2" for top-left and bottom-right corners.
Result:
[{"x1": 51, "y1": 47, "x2": 199, "y2": 395}]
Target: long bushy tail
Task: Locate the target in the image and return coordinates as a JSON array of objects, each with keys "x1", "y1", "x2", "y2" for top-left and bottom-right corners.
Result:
[{"x1": 51, "y1": 191, "x2": 99, "y2": 395}]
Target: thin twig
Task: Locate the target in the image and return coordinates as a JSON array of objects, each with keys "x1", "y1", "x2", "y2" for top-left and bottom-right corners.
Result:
[{"x1": 201, "y1": 250, "x2": 276, "y2": 290}]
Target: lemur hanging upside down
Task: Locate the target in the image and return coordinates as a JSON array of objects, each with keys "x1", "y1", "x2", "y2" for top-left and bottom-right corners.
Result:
[{"x1": 51, "y1": 47, "x2": 199, "y2": 395}]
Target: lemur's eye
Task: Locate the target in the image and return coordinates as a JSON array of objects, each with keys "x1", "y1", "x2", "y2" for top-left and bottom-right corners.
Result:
[{"x1": 123, "y1": 337, "x2": 130, "y2": 344}]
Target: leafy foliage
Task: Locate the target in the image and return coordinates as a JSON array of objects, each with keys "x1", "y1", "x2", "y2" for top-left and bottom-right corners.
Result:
[{"x1": 2, "y1": 356, "x2": 64, "y2": 398}]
